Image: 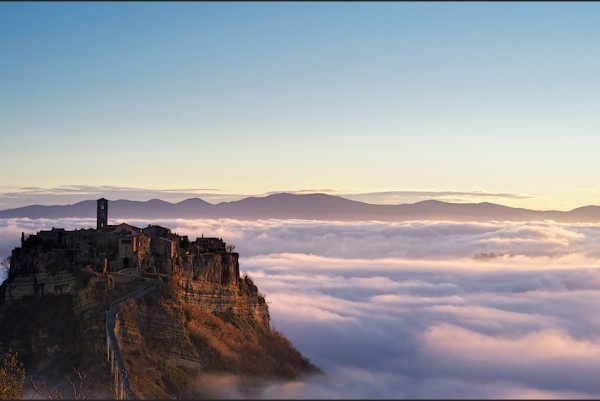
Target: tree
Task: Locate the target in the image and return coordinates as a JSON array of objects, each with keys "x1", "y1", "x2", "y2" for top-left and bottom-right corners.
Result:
[
  {"x1": 31, "y1": 366, "x2": 92, "y2": 400},
  {"x1": 226, "y1": 244, "x2": 236, "y2": 253},
  {"x1": 0, "y1": 349, "x2": 26, "y2": 400},
  {"x1": 0, "y1": 257, "x2": 9, "y2": 281}
]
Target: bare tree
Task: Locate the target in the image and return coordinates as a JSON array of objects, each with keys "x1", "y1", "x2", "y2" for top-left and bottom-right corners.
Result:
[
  {"x1": 31, "y1": 366, "x2": 92, "y2": 400},
  {"x1": 0, "y1": 257, "x2": 10, "y2": 279}
]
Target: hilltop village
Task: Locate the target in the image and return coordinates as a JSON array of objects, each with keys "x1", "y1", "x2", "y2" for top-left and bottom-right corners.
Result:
[
  {"x1": 5, "y1": 198, "x2": 241, "y2": 303},
  {"x1": 0, "y1": 197, "x2": 320, "y2": 399}
]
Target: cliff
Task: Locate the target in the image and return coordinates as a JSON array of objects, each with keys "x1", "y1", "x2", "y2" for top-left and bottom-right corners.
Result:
[
  {"x1": 115, "y1": 274, "x2": 319, "y2": 398},
  {"x1": 0, "y1": 220, "x2": 321, "y2": 398}
]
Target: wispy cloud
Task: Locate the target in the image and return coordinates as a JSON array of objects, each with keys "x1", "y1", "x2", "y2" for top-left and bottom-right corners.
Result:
[
  {"x1": 0, "y1": 185, "x2": 251, "y2": 210},
  {"x1": 340, "y1": 190, "x2": 534, "y2": 206},
  {"x1": 3, "y1": 217, "x2": 600, "y2": 398},
  {"x1": 259, "y1": 189, "x2": 535, "y2": 206}
]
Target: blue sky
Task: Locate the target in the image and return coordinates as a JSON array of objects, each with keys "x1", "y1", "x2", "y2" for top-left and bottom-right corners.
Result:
[{"x1": 1, "y1": 2, "x2": 600, "y2": 210}]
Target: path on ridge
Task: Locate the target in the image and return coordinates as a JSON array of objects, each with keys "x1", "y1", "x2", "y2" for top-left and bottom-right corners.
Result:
[{"x1": 105, "y1": 276, "x2": 160, "y2": 399}]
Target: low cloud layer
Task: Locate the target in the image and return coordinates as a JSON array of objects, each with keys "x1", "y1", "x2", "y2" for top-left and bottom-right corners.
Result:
[{"x1": 3, "y1": 218, "x2": 600, "y2": 398}]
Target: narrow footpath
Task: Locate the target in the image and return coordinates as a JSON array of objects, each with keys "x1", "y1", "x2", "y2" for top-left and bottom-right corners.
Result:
[{"x1": 105, "y1": 277, "x2": 159, "y2": 399}]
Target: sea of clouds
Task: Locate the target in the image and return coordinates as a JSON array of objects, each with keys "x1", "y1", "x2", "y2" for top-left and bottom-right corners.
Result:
[{"x1": 3, "y1": 217, "x2": 600, "y2": 398}]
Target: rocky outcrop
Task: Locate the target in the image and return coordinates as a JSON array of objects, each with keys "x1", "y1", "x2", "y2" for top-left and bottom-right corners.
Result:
[
  {"x1": 175, "y1": 279, "x2": 271, "y2": 328},
  {"x1": 3, "y1": 272, "x2": 76, "y2": 304},
  {"x1": 174, "y1": 251, "x2": 270, "y2": 328}
]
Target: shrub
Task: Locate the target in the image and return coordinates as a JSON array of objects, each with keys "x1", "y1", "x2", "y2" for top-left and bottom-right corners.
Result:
[{"x1": 0, "y1": 349, "x2": 25, "y2": 400}]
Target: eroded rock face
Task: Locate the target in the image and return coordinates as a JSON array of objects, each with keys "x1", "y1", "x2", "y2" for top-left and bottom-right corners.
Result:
[
  {"x1": 179, "y1": 252, "x2": 239, "y2": 287},
  {"x1": 4, "y1": 273, "x2": 77, "y2": 304},
  {"x1": 174, "y1": 252, "x2": 270, "y2": 328},
  {"x1": 116, "y1": 292, "x2": 203, "y2": 371}
]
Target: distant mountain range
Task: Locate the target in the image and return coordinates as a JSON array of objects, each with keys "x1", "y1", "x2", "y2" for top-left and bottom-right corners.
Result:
[{"x1": 1, "y1": 192, "x2": 599, "y2": 223}]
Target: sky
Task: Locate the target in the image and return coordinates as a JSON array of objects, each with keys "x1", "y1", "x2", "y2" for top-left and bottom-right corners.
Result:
[
  {"x1": 5, "y1": 4, "x2": 600, "y2": 397},
  {"x1": 5, "y1": 216, "x2": 600, "y2": 398},
  {"x1": 1, "y1": 2, "x2": 600, "y2": 211}
]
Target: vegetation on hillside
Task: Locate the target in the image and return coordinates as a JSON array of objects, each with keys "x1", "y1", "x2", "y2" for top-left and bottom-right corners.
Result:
[
  {"x1": 0, "y1": 272, "x2": 150, "y2": 398},
  {"x1": 0, "y1": 349, "x2": 25, "y2": 400}
]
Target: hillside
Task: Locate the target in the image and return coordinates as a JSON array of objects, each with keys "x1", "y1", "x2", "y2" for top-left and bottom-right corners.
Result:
[
  {"x1": 1, "y1": 272, "x2": 320, "y2": 398},
  {"x1": 0, "y1": 211, "x2": 322, "y2": 398},
  {"x1": 116, "y1": 276, "x2": 320, "y2": 398}
]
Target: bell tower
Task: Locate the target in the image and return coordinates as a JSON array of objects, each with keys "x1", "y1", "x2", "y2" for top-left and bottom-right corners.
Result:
[{"x1": 97, "y1": 198, "x2": 108, "y2": 230}]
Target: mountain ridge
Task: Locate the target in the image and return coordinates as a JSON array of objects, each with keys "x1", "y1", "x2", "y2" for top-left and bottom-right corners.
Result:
[{"x1": 0, "y1": 193, "x2": 598, "y2": 222}]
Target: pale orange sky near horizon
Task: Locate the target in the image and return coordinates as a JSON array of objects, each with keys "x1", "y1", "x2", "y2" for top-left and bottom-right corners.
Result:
[{"x1": 0, "y1": 185, "x2": 594, "y2": 212}]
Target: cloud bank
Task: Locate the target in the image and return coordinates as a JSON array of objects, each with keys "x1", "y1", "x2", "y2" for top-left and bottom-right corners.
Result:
[{"x1": 3, "y1": 218, "x2": 600, "y2": 398}]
